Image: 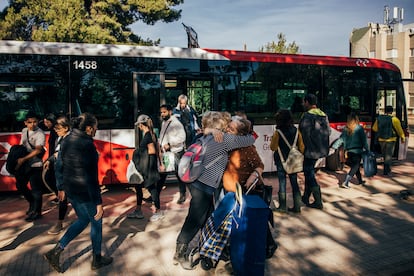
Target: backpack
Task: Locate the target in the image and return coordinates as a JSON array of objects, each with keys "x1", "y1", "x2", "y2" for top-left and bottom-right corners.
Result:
[
  {"x1": 177, "y1": 109, "x2": 195, "y2": 146},
  {"x1": 177, "y1": 135, "x2": 211, "y2": 183},
  {"x1": 301, "y1": 113, "x2": 330, "y2": 159},
  {"x1": 6, "y1": 145, "x2": 29, "y2": 175},
  {"x1": 276, "y1": 129, "x2": 304, "y2": 174},
  {"x1": 376, "y1": 115, "x2": 394, "y2": 139}
]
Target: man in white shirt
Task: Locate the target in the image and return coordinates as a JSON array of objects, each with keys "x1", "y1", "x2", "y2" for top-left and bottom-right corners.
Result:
[
  {"x1": 16, "y1": 111, "x2": 46, "y2": 221},
  {"x1": 159, "y1": 104, "x2": 187, "y2": 204}
]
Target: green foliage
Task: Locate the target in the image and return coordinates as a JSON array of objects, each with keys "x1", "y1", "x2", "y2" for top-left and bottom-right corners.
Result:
[
  {"x1": 0, "y1": 0, "x2": 183, "y2": 45},
  {"x1": 259, "y1": 33, "x2": 300, "y2": 54}
]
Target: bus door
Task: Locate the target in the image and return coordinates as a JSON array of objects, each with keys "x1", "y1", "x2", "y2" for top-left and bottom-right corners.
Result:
[
  {"x1": 133, "y1": 72, "x2": 214, "y2": 147},
  {"x1": 375, "y1": 85, "x2": 408, "y2": 160}
]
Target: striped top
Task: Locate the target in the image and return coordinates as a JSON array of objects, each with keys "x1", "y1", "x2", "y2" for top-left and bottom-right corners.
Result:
[{"x1": 193, "y1": 133, "x2": 255, "y2": 194}]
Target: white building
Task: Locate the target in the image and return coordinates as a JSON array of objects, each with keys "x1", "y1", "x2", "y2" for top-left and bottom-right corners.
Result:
[{"x1": 350, "y1": 6, "x2": 414, "y2": 113}]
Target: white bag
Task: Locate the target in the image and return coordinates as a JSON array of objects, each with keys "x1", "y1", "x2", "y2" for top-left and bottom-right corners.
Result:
[
  {"x1": 160, "y1": 151, "x2": 177, "y2": 173},
  {"x1": 277, "y1": 129, "x2": 304, "y2": 174},
  {"x1": 126, "y1": 160, "x2": 144, "y2": 184}
]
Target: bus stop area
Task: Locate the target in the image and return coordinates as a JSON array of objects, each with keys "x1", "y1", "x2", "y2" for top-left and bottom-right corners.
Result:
[{"x1": 0, "y1": 136, "x2": 414, "y2": 275}]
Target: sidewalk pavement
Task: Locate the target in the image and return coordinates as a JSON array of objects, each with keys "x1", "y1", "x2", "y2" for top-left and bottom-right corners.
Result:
[{"x1": 1, "y1": 141, "x2": 414, "y2": 275}]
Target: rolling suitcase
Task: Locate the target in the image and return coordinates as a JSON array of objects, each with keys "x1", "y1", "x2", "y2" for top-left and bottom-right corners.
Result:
[{"x1": 230, "y1": 185, "x2": 269, "y2": 276}]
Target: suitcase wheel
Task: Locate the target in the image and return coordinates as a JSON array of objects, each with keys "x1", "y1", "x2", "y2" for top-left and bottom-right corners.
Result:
[{"x1": 200, "y1": 257, "x2": 214, "y2": 271}]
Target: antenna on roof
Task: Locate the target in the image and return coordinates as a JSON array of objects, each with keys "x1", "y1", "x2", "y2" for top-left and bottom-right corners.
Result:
[{"x1": 384, "y1": 5, "x2": 404, "y2": 25}]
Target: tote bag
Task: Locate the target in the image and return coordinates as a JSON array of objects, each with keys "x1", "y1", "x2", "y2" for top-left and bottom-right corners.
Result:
[{"x1": 126, "y1": 159, "x2": 144, "y2": 184}]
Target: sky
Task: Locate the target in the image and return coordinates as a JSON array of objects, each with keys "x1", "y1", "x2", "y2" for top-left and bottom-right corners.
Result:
[{"x1": 1, "y1": 0, "x2": 413, "y2": 56}]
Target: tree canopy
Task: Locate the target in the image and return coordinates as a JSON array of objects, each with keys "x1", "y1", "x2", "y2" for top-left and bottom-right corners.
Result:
[
  {"x1": 259, "y1": 33, "x2": 300, "y2": 54},
  {"x1": 0, "y1": 0, "x2": 184, "y2": 45}
]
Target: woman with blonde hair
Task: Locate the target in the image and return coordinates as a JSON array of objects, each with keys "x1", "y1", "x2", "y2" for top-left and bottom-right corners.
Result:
[
  {"x1": 332, "y1": 113, "x2": 369, "y2": 188},
  {"x1": 174, "y1": 111, "x2": 255, "y2": 269}
]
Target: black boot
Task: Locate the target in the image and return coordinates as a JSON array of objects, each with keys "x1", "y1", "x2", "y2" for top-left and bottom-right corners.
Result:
[
  {"x1": 44, "y1": 243, "x2": 63, "y2": 273},
  {"x1": 173, "y1": 243, "x2": 188, "y2": 265},
  {"x1": 288, "y1": 192, "x2": 302, "y2": 213},
  {"x1": 91, "y1": 254, "x2": 113, "y2": 270},
  {"x1": 356, "y1": 171, "x2": 366, "y2": 185},
  {"x1": 302, "y1": 185, "x2": 311, "y2": 206},
  {"x1": 275, "y1": 192, "x2": 286, "y2": 213},
  {"x1": 26, "y1": 201, "x2": 34, "y2": 215},
  {"x1": 309, "y1": 186, "x2": 323, "y2": 210},
  {"x1": 177, "y1": 193, "x2": 186, "y2": 204}
]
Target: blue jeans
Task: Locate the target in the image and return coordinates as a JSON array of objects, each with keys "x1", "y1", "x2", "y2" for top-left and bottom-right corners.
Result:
[
  {"x1": 59, "y1": 199, "x2": 102, "y2": 254},
  {"x1": 276, "y1": 162, "x2": 300, "y2": 194},
  {"x1": 303, "y1": 158, "x2": 319, "y2": 188}
]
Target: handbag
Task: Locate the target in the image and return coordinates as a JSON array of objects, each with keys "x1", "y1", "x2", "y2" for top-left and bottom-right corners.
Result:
[
  {"x1": 126, "y1": 159, "x2": 144, "y2": 184},
  {"x1": 362, "y1": 151, "x2": 377, "y2": 177},
  {"x1": 6, "y1": 145, "x2": 31, "y2": 176},
  {"x1": 276, "y1": 129, "x2": 304, "y2": 174},
  {"x1": 159, "y1": 150, "x2": 177, "y2": 173}
]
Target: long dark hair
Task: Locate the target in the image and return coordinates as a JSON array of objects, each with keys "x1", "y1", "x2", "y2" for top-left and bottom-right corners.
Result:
[{"x1": 275, "y1": 109, "x2": 294, "y2": 128}]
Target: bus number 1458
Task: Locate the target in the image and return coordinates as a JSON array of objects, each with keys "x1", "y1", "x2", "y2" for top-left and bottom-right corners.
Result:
[{"x1": 73, "y1": 60, "x2": 98, "y2": 70}]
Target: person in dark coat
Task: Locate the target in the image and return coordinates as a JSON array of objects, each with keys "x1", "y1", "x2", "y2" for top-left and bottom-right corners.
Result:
[{"x1": 44, "y1": 113, "x2": 112, "y2": 272}]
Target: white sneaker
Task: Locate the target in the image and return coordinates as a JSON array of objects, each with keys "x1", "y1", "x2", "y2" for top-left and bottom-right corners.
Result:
[
  {"x1": 150, "y1": 211, "x2": 164, "y2": 222},
  {"x1": 127, "y1": 209, "x2": 144, "y2": 219},
  {"x1": 340, "y1": 183, "x2": 350, "y2": 189}
]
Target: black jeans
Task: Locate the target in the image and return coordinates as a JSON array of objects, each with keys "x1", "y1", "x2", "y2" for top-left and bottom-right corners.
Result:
[
  {"x1": 15, "y1": 167, "x2": 43, "y2": 213},
  {"x1": 177, "y1": 183, "x2": 213, "y2": 244}
]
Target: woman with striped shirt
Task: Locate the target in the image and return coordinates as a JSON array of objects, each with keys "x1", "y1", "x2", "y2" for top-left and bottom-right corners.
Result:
[{"x1": 174, "y1": 111, "x2": 255, "y2": 269}]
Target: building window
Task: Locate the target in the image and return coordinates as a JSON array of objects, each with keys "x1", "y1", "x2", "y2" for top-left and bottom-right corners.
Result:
[
  {"x1": 411, "y1": 48, "x2": 414, "y2": 57},
  {"x1": 369, "y1": 51, "x2": 375, "y2": 58},
  {"x1": 386, "y1": 49, "x2": 398, "y2": 58}
]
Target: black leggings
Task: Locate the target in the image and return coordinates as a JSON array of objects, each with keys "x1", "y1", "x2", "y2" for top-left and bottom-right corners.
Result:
[
  {"x1": 346, "y1": 152, "x2": 362, "y2": 180},
  {"x1": 133, "y1": 183, "x2": 162, "y2": 209},
  {"x1": 177, "y1": 184, "x2": 213, "y2": 244}
]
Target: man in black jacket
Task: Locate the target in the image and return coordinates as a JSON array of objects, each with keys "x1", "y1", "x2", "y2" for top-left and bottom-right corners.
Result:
[{"x1": 299, "y1": 94, "x2": 330, "y2": 210}]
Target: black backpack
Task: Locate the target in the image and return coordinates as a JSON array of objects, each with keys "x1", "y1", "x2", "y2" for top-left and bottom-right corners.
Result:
[
  {"x1": 6, "y1": 145, "x2": 29, "y2": 175},
  {"x1": 178, "y1": 109, "x2": 195, "y2": 146},
  {"x1": 376, "y1": 115, "x2": 394, "y2": 139}
]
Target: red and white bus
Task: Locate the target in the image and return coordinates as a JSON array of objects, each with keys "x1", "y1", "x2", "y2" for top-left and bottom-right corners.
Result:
[{"x1": 0, "y1": 40, "x2": 409, "y2": 191}]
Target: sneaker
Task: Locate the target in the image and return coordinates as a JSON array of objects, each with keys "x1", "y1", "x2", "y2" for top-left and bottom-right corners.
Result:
[
  {"x1": 340, "y1": 182, "x2": 350, "y2": 189},
  {"x1": 149, "y1": 211, "x2": 164, "y2": 222},
  {"x1": 127, "y1": 209, "x2": 144, "y2": 219},
  {"x1": 48, "y1": 222, "x2": 63, "y2": 235}
]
